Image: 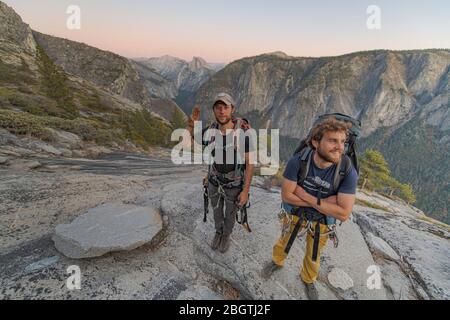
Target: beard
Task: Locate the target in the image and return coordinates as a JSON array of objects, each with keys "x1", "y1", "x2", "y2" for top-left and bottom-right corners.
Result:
[
  {"x1": 316, "y1": 146, "x2": 341, "y2": 165},
  {"x1": 216, "y1": 116, "x2": 232, "y2": 125}
]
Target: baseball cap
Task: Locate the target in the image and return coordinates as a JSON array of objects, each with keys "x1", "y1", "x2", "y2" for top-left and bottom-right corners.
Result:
[{"x1": 213, "y1": 92, "x2": 235, "y2": 107}]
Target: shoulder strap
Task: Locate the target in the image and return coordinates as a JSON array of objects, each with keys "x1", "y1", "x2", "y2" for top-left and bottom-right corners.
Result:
[
  {"x1": 233, "y1": 118, "x2": 245, "y2": 178},
  {"x1": 206, "y1": 122, "x2": 219, "y2": 178},
  {"x1": 297, "y1": 147, "x2": 313, "y2": 185},
  {"x1": 332, "y1": 155, "x2": 352, "y2": 192}
]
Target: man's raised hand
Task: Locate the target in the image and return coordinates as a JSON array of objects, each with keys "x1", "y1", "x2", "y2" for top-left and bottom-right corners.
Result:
[{"x1": 188, "y1": 105, "x2": 201, "y2": 128}]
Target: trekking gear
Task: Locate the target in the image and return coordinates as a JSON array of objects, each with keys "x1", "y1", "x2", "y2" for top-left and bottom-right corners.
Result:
[
  {"x1": 236, "y1": 198, "x2": 251, "y2": 233},
  {"x1": 283, "y1": 113, "x2": 361, "y2": 262},
  {"x1": 203, "y1": 176, "x2": 209, "y2": 223},
  {"x1": 203, "y1": 117, "x2": 252, "y2": 231}
]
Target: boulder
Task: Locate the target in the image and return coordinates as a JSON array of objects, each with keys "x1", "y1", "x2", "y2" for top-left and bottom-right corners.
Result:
[
  {"x1": 10, "y1": 159, "x2": 42, "y2": 170},
  {"x1": 48, "y1": 129, "x2": 82, "y2": 148},
  {"x1": 354, "y1": 209, "x2": 450, "y2": 300},
  {"x1": 53, "y1": 202, "x2": 163, "y2": 259},
  {"x1": 28, "y1": 141, "x2": 62, "y2": 156},
  {"x1": 327, "y1": 267, "x2": 354, "y2": 291},
  {"x1": 366, "y1": 232, "x2": 400, "y2": 261}
]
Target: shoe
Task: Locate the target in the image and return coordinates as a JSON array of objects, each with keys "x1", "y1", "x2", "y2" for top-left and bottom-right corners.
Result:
[
  {"x1": 218, "y1": 234, "x2": 231, "y2": 253},
  {"x1": 303, "y1": 281, "x2": 319, "y2": 300},
  {"x1": 261, "y1": 261, "x2": 282, "y2": 279},
  {"x1": 211, "y1": 232, "x2": 222, "y2": 250}
]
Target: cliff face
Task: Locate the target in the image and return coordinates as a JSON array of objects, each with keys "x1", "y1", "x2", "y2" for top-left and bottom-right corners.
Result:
[
  {"x1": 195, "y1": 50, "x2": 449, "y2": 137},
  {"x1": 142, "y1": 55, "x2": 216, "y2": 93},
  {"x1": 32, "y1": 31, "x2": 144, "y2": 101},
  {"x1": 32, "y1": 31, "x2": 183, "y2": 119},
  {"x1": 194, "y1": 50, "x2": 450, "y2": 223},
  {"x1": 0, "y1": 1, "x2": 37, "y2": 68},
  {"x1": 139, "y1": 55, "x2": 221, "y2": 114}
]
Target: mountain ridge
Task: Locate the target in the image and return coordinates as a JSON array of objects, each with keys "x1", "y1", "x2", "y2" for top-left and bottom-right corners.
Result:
[{"x1": 194, "y1": 49, "x2": 450, "y2": 222}]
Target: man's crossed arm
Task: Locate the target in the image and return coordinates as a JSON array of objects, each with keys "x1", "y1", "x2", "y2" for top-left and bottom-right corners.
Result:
[{"x1": 281, "y1": 178, "x2": 355, "y2": 222}]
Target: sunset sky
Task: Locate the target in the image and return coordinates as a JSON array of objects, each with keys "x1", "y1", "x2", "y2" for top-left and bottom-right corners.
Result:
[{"x1": 4, "y1": 0, "x2": 450, "y2": 63}]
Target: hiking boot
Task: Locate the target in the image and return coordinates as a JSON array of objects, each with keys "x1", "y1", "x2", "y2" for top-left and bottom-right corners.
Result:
[
  {"x1": 211, "y1": 232, "x2": 222, "y2": 251},
  {"x1": 303, "y1": 281, "x2": 319, "y2": 300},
  {"x1": 218, "y1": 234, "x2": 231, "y2": 253},
  {"x1": 261, "y1": 261, "x2": 282, "y2": 279}
]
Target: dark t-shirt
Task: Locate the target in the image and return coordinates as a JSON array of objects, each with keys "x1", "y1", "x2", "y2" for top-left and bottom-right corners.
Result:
[
  {"x1": 283, "y1": 151, "x2": 358, "y2": 198},
  {"x1": 202, "y1": 127, "x2": 253, "y2": 174},
  {"x1": 282, "y1": 151, "x2": 358, "y2": 224}
]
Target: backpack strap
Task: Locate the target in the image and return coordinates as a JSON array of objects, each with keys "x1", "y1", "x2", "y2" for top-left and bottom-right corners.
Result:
[
  {"x1": 332, "y1": 155, "x2": 352, "y2": 192},
  {"x1": 297, "y1": 147, "x2": 313, "y2": 185},
  {"x1": 233, "y1": 118, "x2": 244, "y2": 179},
  {"x1": 232, "y1": 117, "x2": 252, "y2": 182},
  {"x1": 205, "y1": 122, "x2": 219, "y2": 179}
]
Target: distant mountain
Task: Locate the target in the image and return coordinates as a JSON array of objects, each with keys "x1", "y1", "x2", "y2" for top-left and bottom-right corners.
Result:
[
  {"x1": 194, "y1": 50, "x2": 450, "y2": 223},
  {"x1": 31, "y1": 31, "x2": 182, "y2": 119},
  {"x1": 137, "y1": 55, "x2": 225, "y2": 114},
  {"x1": 0, "y1": 1, "x2": 184, "y2": 152}
]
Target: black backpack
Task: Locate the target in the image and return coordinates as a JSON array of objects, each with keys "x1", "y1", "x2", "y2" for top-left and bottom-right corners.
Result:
[{"x1": 294, "y1": 113, "x2": 361, "y2": 195}]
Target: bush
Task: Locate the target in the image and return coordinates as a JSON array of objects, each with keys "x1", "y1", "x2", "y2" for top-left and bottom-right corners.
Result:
[
  {"x1": 0, "y1": 58, "x2": 35, "y2": 85},
  {"x1": 77, "y1": 91, "x2": 111, "y2": 113},
  {"x1": 0, "y1": 109, "x2": 53, "y2": 141},
  {"x1": 36, "y1": 45, "x2": 78, "y2": 118},
  {"x1": 118, "y1": 109, "x2": 172, "y2": 148}
]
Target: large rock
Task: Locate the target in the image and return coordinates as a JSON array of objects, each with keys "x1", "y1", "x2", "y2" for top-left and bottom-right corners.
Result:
[
  {"x1": 53, "y1": 202, "x2": 163, "y2": 259},
  {"x1": 10, "y1": 159, "x2": 42, "y2": 170},
  {"x1": 366, "y1": 232, "x2": 400, "y2": 261},
  {"x1": 327, "y1": 268, "x2": 354, "y2": 291},
  {"x1": 47, "y1": 129, "x2": 82, "y2": 149},
  {"x1": 354, "y1": 208, "x2": 450, "y2": 300},
  {"x1": 28, "y1": 141, "x2": 62, "y2": 156}
]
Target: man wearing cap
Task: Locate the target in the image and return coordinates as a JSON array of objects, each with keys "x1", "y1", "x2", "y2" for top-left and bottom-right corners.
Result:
[{"x1": 186, "y1": 93, "x2": 255, "y2": 253}]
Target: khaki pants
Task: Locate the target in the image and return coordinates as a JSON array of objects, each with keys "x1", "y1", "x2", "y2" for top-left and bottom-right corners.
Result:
[{"x1": 272, "y1": 215, "x2": 329, "y2": 284}]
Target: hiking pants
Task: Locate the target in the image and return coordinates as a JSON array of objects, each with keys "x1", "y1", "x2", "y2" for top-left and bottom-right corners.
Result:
[
  {"x1": 208, "y1": 183, "x2": 241, "y2": 236},
  {"x1": 272, "y1": 214, "x2": 329, "y2": 284}
]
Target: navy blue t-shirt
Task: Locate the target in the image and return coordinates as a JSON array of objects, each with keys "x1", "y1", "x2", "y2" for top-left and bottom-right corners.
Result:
[{"x1": 283, "y1": 151, "x2": 358, "y2": 198}]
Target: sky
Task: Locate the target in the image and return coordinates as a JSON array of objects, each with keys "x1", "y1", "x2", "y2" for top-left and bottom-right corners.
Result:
[{"x1": 3, "y1": 0, "x2": 450, "y2": 63}]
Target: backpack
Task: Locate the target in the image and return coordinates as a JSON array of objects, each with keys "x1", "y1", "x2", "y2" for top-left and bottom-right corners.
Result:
[{"x1": 294, "y1": 113, "x2": 360, "y2": 209}]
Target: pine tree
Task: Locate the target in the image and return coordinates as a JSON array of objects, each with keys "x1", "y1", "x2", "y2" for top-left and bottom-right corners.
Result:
[
  {"x1": 359, "y1": 149, "x2": 391, "y2": 190},
  {"x1": 398, "y1": 183, "x2": 417, "y2": 204},
  {"x1": 359, "y1": 149, "x2": 417, "y2": 204}
]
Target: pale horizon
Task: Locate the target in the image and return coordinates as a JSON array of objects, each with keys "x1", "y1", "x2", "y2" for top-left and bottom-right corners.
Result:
[{"x1": 3, "y1": 0, "x2": 450, "y2": 64}]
